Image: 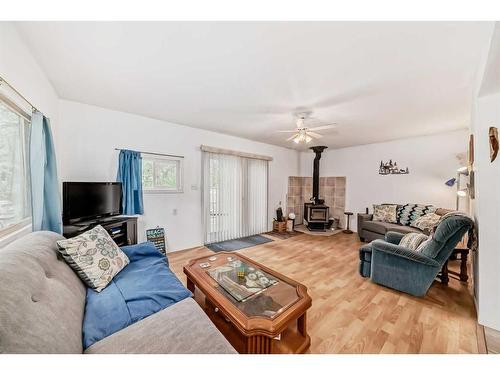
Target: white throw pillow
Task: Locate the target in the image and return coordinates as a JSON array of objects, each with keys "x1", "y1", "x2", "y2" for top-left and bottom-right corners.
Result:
[{"x1": 56, "y1": 225, "x2": 129, "y2": 292}]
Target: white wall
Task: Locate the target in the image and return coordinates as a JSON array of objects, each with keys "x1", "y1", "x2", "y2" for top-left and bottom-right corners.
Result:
[
  {"x1": 299, "y1": 130, "x2": 469, "y2": 231},
  {"x1": 0, "y1": 22, "x2": 60, "y2": 248},
  {"x1": 0, "y1": 23, "x2": 59, "y2": 122},
  {"x1": 473, "y1": 92, "x2": 500, "y2": 331},
  {"x1": 469, "y1": 22, "x2": 500, "y2": 332},
  {"x1": 57, "y1": 100, "x2": 299, "y2": 252}
]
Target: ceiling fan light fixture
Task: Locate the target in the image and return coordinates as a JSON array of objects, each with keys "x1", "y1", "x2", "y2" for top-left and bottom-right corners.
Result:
[{"x1": 283, "y1": 112, "x2": 337, "y2": 144}]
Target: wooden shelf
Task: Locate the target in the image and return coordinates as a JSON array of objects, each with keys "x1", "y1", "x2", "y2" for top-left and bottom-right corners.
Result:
[{"x1": 63, "y1": 216, "x2": 137, "y2": 246}]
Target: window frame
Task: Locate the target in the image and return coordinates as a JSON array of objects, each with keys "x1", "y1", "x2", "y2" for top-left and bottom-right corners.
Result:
[
  {"x1": 141, "y1": 154, "x2": 184, "y2": 194},
  {"x1": 0, "y1": 93, "x2": 32, "y2": 239}
]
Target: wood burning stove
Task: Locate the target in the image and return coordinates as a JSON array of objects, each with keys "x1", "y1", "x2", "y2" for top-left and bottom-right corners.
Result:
[
  {"x1": 304, "y1": 146, "x2": 332, "y2": 231},
  {"x1": 304, "y1": 203, "x2": 330, "y2": 231}
]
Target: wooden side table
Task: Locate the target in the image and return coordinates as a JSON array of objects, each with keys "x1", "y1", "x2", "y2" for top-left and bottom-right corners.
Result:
[
  {"x1": 440, "y1": 248, "x2": 469, "y2": 285},
  {"x1": 343, "y1": 212, "x2": 353, "y2": 234}
]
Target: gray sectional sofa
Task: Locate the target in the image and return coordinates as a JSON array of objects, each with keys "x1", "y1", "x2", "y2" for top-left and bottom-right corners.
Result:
[
  {"x1": 357, "y1": 206, "x2": 450, "y2": 242},
  {"x1": 0, "y1": 231, "x2": 236, "y2": 354}
]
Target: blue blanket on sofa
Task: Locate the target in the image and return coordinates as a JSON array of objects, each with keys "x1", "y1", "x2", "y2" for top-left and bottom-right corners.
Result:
[{"x1": 82, "y1": 242, "x2": 192, "y2": 349}]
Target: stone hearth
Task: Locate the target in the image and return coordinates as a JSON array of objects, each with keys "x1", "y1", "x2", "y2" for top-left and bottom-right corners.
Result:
[{"x1": 287, "y1": 176, "x2": 346, "y2": 229}]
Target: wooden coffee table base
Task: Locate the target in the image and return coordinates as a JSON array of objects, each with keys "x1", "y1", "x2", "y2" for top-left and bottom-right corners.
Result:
[
  {"x1": 194, "y1": 290, "x2": 310, "y2": 354},
  {"x1": 184, "y1": 252, "x2": 312, "y2": 354}
]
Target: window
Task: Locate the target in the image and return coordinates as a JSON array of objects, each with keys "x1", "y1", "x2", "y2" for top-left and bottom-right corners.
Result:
[
  {"x1": 0, "y1": 96, "x2": 31, "y2": 235},
  {"x1": 142, "y1": 155, "x2": 183, "y2": 193}
]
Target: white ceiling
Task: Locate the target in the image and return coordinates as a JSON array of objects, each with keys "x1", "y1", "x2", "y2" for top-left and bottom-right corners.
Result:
[{"x1": 15, "y1": 22, "x2": 493, "y2": 150}]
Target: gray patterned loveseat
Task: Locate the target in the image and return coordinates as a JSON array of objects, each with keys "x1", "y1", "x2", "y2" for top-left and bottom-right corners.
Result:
[
  {"x1": 0, "y1": 231, "x2": 236, "y2": 354},
  {"x1": 357, "y1": 204, "x2": 451, "y2": 242}
]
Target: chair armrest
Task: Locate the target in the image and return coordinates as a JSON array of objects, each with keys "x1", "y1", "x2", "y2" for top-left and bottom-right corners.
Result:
[
  {"x1": 385, "y1": 231, "x2": 405, "y2": 245},
  {"x1": 371, "y1": 240, "x2": 439, "y2": 267}
]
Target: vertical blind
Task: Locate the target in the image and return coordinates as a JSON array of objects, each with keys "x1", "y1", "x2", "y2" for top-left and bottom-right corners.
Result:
[{"x1": 202, "y1": 151, "x2": 269, "y2": 244}]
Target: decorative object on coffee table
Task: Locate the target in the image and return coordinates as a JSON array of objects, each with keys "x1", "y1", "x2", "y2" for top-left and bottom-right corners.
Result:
[
  {"x1": 184, "y1": 252, "x2": 312, "y2": 354},
  {"x1": 343, "y1": 212, "x2": 353, "y2": 234}
]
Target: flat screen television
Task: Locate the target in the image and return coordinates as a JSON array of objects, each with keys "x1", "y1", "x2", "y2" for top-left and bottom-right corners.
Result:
[{"x1": 63, "y1": 182, "x2": 122, "y2": 224}]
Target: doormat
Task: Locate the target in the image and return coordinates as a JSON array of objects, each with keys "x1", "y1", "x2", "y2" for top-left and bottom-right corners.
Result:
[{"x1": 206, "y1": 235, "x2": 273, "y2": 252}]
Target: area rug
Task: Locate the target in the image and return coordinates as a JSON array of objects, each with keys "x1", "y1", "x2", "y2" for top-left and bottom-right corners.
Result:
[{"x1": 206, "y1": 235, "x2": 273, "y2": 252}]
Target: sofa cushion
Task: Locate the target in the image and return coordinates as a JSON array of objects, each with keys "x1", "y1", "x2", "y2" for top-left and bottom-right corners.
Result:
[
  {"x1": 0, "y1": 231, "x2": 86, "y2": 353},
  {"x1": 82, "y1": 241, "x2": 191, "y2": 349},
  {"x1": 363, "y1": 221, "x2": 422, "y2": 235},
  {"x1": 56, "y1": 225, "x2": 130, "y2": 292},
  {"x1": 84, "y1": 298, "x2": 236, "y2": 354}
]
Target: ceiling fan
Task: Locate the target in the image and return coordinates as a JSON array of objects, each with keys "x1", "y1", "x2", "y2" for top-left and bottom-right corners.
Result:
[{"x1": 277, "y1": 113, "x2": 337, "y2": 144}]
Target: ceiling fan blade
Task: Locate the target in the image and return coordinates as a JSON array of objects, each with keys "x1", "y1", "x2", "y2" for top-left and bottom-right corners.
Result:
[
  {"x1": 307, "y1": 131, "x2": 323, "y2": 139},
  {"x1": 307, "y1": 124, "x2": 337, "y2": 131},
  {"x1": 286, "y1": 134, "x2": 299, "y2": 141},
  {"x1": 276, "y1": 129, "x2": 300, "y2": 133}
]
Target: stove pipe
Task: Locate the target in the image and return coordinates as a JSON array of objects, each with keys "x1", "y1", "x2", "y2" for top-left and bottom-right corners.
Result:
[{"x1": 310, "y1": 146, "x2": 328, "y2": 204}]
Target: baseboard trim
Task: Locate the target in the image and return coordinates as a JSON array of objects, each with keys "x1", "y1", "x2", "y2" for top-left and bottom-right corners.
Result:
[
  {"x1": 484, "y1": 326, "x2": 500, "y2": 354},
  {"x1": 477, "y1": 323, "x2": 488, "y2": 354}
]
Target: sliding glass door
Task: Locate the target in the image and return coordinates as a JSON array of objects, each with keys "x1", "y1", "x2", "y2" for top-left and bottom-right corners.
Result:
[{"x1": 202, "y1": 152, "x2": 268, "y2": 244}]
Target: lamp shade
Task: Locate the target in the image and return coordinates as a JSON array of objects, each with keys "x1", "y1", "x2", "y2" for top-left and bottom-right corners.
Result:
[{"x1": 445, "y1": 178, "x2": 456, "y2": 186}]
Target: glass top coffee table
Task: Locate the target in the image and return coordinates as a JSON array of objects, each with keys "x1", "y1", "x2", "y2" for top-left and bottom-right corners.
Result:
[{"x1": 184, "y1": 252, "x2": 312, "y2": 354}]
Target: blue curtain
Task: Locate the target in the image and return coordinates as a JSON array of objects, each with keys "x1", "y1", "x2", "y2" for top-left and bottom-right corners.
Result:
[
  {"x1": 30, "y1": 111, "x2": 62, "y2": 233},
  {"x1": 117, "y1": 150, "x2": 144, "y2": 215}
]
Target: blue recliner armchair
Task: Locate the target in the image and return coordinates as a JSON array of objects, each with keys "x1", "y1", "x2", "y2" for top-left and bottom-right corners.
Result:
[{"x1": 359, "y1": 214, "x2": 474, "y2": 297}]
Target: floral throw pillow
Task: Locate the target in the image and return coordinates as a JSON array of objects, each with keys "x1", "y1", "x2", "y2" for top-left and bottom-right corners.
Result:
[
  {"x1": 411, "y1": 212, "x2": 441, "y2": 231},
  {"x1": 57, "y1": 225, "x2": 129, "y2": 292},
  {"x1": 372, "y1": 204, "x2": 398, "y2": 223}
]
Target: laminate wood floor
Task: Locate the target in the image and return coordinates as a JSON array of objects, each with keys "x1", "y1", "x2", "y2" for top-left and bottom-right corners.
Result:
[{"x1": 168, "y1": 232, "x2": 479, "y2": 353}]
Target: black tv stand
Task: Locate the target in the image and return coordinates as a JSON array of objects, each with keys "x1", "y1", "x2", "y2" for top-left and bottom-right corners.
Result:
[{"x1": 63, "y1": 216, "x2": 138, "y2": 247}]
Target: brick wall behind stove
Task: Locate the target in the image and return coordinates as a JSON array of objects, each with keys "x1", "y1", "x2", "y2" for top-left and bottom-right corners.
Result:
[{"x1": 287, "y1": 176, "x2": 346, "y2": 228}]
